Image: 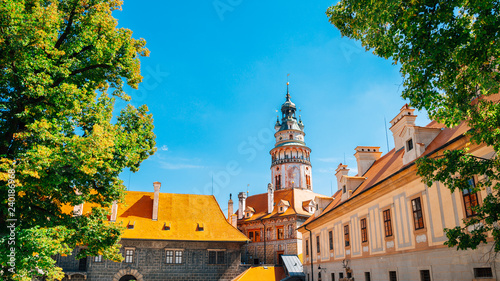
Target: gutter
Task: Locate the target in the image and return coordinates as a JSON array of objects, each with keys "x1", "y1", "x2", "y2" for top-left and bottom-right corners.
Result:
[
  {"x1": 304, "y1": 224, "x2": 314, "y2": 281},
  {"x1": 259, "y1": 218, "x2": 267, "y2": 264}
]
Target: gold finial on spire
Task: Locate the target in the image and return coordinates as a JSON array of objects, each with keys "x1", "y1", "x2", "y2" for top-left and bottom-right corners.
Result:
[{"x1": 286, "y1": 73, "x2": 291, "y2": 100}]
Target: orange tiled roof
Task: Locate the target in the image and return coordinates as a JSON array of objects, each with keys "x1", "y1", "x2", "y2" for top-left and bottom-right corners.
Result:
[
  {"x1": 233, "y1": 266, "x2": 286, "y2": 281},
  {"x1": 237, "y1": 188, "x2": 326, "y2": 222},
  {"x1": 64, "y1": 192, "x2": 249, "y2": 242},
  {"x1": 301, "y1": 120, "x2": 470, "y2": 227}
]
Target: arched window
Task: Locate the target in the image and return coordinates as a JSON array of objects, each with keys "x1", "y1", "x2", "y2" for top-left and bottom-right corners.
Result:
[{"x1": 275, "y1": 175, "x2": 281, "y2": 189}]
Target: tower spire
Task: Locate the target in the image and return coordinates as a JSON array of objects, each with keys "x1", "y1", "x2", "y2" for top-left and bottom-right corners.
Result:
[{"x1": 271, "y1": 80, "x2": 312, "y2": 191}]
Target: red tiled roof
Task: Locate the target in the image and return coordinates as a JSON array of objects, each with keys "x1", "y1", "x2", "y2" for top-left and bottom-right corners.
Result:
[
  {"x1": 238, "y1": 188, "x2": 326, "y2": 222},
  {"x1": 301, "y1": 120, "x2": 470, "y2": 227}
]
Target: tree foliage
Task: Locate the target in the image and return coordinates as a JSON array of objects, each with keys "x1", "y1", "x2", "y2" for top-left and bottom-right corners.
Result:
[
  {"x1": 327, "y1": 0, "x2": 500, "y2": 252},
  {"x1": 0, "y1": 0, "x2": 156, "y2": 279}
]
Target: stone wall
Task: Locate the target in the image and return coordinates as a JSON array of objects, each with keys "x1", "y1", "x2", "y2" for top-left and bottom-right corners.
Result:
[
  {"x1": 239, "y1": 216, "x2": 300, "y2": 264},
  {"x1": 56, "y1": 239, "x2": 247, "y2": 281},
  {"x1": 242, "y1": 239, "x2": 298, "y2": 265}
]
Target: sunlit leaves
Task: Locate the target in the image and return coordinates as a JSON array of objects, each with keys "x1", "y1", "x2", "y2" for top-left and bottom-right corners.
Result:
[
  {"x1": 328, "y1": 0, "x2": 500, "y2": 252},
  {"x1": 0, "y1": 0, "x2": 155, "y2": 279}
]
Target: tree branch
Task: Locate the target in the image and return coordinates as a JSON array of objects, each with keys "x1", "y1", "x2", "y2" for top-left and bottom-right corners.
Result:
[
  {"x1": 70, "y1": 63, "x2": 111, "y2": 76},
  {"x1": 51, "y1": 63, "x2": 111, "y2": 88},
  {"x1": 55, "y1": 4, "x2": 77, "y2": 49},
  {"x1": 68, "y1": 45, "x2": 93, "y2": 59}
]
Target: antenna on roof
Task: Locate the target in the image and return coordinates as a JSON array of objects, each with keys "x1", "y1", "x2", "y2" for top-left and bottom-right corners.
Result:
[{"x1": 384, "y1": 116, "x2": 390, "y2": 152}]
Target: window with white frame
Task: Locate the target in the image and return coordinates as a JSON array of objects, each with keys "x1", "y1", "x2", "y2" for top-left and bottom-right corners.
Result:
[
  {"x1": 175, "y1": 250, "x2": 183, "y2": 263},
  {"x1": 124, "y1": 248, "x2": 134, "y2": 263},
  {"x1": 166, "y1": 250, "x2": 174, "y2": 264},
  {"x1": 165, "y1": 249, "x2": 183, "y2": 264}
]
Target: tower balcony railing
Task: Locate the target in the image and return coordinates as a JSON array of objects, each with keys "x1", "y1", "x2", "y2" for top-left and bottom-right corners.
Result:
[
  {"x1": 271, "y1": 158, "x2": 311, "y2": 166},
  {"x1": 274, "y1": 139, "x2": 307, "y2": 147}
]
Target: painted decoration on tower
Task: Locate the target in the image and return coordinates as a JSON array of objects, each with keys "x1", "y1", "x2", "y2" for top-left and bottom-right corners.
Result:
[{"x1": 287, "y1": 165, "x2": 300, "y2": 188}]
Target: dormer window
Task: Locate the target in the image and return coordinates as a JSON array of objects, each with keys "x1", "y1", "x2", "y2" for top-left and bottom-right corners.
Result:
[
  {"x1": 278, "y1": 200, "x2": 290, "y2": 214},
  {"x1": 303, "y1": 200, "x2": 316, "y2": 213},
  {"x1": 245, "y1": 206, "x2": 255, "y2": 218},
  {"x1": 308, "y1": 202, "x2": 316, "y2": 214},
  {"x1": 406, "y1": 138, "x2": 414, "y2": 151}
]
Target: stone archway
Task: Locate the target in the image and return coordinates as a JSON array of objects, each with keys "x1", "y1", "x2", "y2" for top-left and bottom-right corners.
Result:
[
  {"x1": 119, "y1": 275, "x2": 137, "y2": 281},
  {"x1": 112, "y1": 268, "x2": 144, "y2": 281}
]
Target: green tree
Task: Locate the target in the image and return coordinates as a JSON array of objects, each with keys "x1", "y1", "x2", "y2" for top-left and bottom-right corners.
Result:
[
  {"x1": 0, "y1": 0, "x2": 156, "y2": 280},
  {"x1": 327, "y1": 0, "x2": 500, "y2": 253}
]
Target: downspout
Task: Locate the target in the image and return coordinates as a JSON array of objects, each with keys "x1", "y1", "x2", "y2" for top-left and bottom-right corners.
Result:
[
  {"x1": 304, "y1": 224, "x2": 314, "y2": 281},
  {"x1": 260, "y1": 218, "x2": 266, "y2": 264}
]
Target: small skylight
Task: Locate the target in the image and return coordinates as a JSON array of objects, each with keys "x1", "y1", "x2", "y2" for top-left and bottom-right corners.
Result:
[
  {"x1": 163, "y1": 222, "x2": 171, "y2": 231},
  {"x1": 127, "y1": 221, "x2": 135, "y2": 229},
  {"x1": 197, "y1": 223, "x2": 204, "y2": 231}
]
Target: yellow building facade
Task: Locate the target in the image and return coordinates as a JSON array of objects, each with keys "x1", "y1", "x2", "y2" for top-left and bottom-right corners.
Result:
[{"x1": 298, "y1": 105, "x2": 498, "y2": 281}]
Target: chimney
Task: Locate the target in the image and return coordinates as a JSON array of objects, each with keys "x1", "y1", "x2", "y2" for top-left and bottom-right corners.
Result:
[
  {"x1": 335, "y1": 163, "x2": 349, "y2": 191},
  {"x1": 267, "y1": 183, "x2": 274, "y2": 214},
  {"x1": 389, "y1": 104, "x2": 417, "y2": 150},
  {"x1": 228, "y1": 194, "x2": 234, "y2": 222},
  {"x1": 354, "y1": 146, "x2": 382, "y2": 176},
  {"x1": 152, "y1": 181, "x2": 161, "y2": 221},
  {"x1": 231, "y1": 214, "x2": 238, "y2": 228},
  {"x1": 238, "y1": 192, "x2": 247, "y2": 220},
  {"x1": 110, "y1": 201, "x2": 118, "y2": 222}
]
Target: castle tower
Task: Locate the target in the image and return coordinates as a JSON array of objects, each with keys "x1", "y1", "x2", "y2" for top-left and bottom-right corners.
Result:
[{"x1": 270, "y1": 83, "x2": 312, "y2": 191}]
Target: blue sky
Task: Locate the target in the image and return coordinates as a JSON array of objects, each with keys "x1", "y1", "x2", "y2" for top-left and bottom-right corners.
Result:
[{"x1": 114, "y1": 1, "x2": 430, "y2": 214}]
